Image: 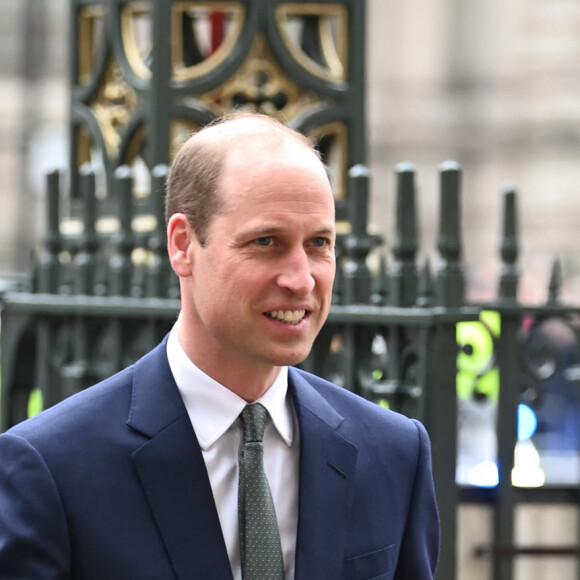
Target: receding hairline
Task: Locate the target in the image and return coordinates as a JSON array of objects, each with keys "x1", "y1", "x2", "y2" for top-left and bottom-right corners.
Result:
[
  {"x1": 179, "y1": 113, "x2": 320, "y2": 159},
  {"x1": 165, "y1": 113, "x2": 327, "y2": 243}
]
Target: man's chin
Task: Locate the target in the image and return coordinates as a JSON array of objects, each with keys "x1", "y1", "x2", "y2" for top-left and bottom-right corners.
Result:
[{"x1": 268, "y1": 347, "x2": 314, "y2": 368}]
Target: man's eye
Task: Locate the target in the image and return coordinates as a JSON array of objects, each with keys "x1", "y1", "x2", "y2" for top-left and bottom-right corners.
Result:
[
  {"x1": 255, "y1": 236, "x2": 272, "y2": 246},
  {"x1": 312, "y1": 237, "x2": 330, "y2": 247}
]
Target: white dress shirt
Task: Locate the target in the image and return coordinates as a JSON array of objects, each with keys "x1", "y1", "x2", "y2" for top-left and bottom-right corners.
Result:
[{"x1": 167, "y1": 324, "x2": 299, "y2": 580}]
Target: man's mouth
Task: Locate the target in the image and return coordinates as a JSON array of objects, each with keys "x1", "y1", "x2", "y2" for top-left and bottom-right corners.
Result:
[{"x1": 265, "y1": 310, "x2": 307, "y2": 325}]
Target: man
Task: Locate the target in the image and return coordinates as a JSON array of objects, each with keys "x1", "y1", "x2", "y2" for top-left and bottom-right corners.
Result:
[{"x1": 0, "y1": 113, "x2": 440, "y2": 579}]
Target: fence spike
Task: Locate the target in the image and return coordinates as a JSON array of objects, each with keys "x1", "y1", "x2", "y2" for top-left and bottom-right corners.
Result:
[
  {"x1": 436, "y1": 161, "x2": 465, "y2": 307},
  {"x1": 371, "y1": 254, "x2": 389, "y2": 305},
  {"x1": 147, "y1": 164, "x2": 172, "y2": 298},
  {"x1": 417, "y1": 258, "x2": 435, "y2": 307},
  {"x1": 547, "y1": 258, "x2": 563, "y2": 305},
  {"x1": 342, "y1": 164, "x2": 373, "y2": 304},
  {"x1": 108, "y1": 165, "x2": 134, "y2": 297},
  {"x1": 332, "y1": 255, "x2": 344, "y2": 305},
  {"x1": 391, "y1": 162, "x2": 418, "y2": 306},
  {"x1": 498, "y1": 183, "x2": 519, "y2": 302},
  {"x1": 72, "y1": 164, "x2": 98, "y2": 295},
  {"x1": 37, "y1": 169, "x2": 61, "y2": 293}
]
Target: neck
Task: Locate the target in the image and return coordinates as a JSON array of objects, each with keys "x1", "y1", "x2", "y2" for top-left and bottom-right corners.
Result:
[
  {"x1": 198, "y1": 360, "x2": 282, "y2": 403},
  {"x1": 176, "y1": 321, "x2": 282, "y2": 402}
]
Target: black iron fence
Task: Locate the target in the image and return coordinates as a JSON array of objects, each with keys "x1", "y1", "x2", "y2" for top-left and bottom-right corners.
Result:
[{"x1": 4, "y1": 157, "x2": 580, "y2": 579}]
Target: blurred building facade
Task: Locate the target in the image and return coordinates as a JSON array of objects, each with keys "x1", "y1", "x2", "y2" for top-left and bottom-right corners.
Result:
[{"x1": 366, "y1": 0, "x2": 580, "y2": 304}]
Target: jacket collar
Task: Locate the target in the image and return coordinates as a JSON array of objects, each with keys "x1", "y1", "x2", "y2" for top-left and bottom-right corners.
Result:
[
  {"x1": 289, "y1": 368, "x2": 359, "y2": 579},
  {"x1": 126, "y1": 343, "x2": 357, "y2": 580},
  {"x1": 128, "y1": 339, "x2": 234, "y2": 580}
]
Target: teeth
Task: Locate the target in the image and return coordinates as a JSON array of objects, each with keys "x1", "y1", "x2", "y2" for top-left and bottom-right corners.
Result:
[{"x1": 267, "y1": 310, "x2": 306, "y2": 324}]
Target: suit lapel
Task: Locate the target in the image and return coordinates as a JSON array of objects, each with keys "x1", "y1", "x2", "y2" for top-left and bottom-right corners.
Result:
[
  {"x1": 127, "y1": 341, "x2": 233, "y2": 580},
  {"x1": 289, "y1": 369, "x2": 358, "y2": 580},
  {"x1": 125, "y1": 345, "x2": 358, "y2": 580}
]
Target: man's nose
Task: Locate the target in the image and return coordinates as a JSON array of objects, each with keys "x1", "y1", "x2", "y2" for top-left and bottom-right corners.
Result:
[{"x1": 276, "y1": 248, "x2": 315, "y2": 296}]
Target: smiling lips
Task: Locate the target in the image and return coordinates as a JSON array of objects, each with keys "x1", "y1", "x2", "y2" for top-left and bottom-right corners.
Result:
[{"x1": 265, "y1": 310, "x2": 307, "y2": 324}]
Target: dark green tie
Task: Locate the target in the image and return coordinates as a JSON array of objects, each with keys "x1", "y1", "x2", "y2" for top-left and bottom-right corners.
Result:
[{"x1": 238, "y1": 403, "x2": 285, "y2": 580}]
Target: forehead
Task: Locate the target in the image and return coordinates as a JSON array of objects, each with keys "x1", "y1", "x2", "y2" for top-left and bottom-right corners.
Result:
[{"x1": 221, "y1": 139, "x2": 332, "y2": 208}]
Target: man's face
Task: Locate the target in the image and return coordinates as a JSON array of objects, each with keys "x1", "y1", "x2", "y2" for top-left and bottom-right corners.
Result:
[{"x1": 182, "y1": 139, "x2": 336, "y2": 380}]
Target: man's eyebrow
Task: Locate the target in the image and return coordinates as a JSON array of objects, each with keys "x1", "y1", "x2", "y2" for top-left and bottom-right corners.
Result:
[
  {"x1": 313, "y1": 226, "x2": 336, "y2": 237},
  {"x1": 237, "y1": 225, "x2": 285, "y2": 239},
  {"x1": 237, "y1": 224, "x2": 336, "y2": 239}
]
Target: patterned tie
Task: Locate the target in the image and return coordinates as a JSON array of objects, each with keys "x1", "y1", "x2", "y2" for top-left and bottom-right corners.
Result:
[{"x1": 238, "y1": 403, "x2": 285, "y2": 580}]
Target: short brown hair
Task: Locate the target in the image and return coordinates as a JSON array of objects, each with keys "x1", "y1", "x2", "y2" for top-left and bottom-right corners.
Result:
[{"x1": 165, "y1": 112, "x2": 320, "y2": 246}]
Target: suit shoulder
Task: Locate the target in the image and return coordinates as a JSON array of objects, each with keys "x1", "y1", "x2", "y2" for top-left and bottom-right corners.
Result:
[
  {"x1": 6, "y1": 364, "x2": 135, "y2": 445},
  {"x1": 290, "y1": 367, "x2": 425, "y2": 436},
  {"x1": 6, "y1": 339, "x2": 171, "y2": 443}
]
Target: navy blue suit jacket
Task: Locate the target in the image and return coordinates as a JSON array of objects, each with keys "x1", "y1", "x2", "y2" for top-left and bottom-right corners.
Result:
[{"x1": 0, "y1": 338, "x2": 439, "y2": 579}]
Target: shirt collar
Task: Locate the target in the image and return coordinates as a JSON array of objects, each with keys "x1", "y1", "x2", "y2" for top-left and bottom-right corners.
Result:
[{"x1": 166, "y1": 324, "x2": 294, "y2": 450}]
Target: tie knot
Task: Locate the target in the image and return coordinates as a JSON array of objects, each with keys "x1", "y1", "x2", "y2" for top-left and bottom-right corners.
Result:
[{"x1": 240, "y1": 403, "x2": 268, "y2": 443}]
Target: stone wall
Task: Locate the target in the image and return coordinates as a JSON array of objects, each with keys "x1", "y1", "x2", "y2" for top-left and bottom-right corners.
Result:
[
  {"x1": 0, "y1": 0, "x2": 68, "y2": 271},
  {"x1": 367, "y1": 0, "x2": 580, "y2": 303}
]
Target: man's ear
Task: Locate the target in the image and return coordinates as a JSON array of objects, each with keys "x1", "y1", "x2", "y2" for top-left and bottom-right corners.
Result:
[{"x1": 167, "y1": 213, "x2": 196, "y2": 277}]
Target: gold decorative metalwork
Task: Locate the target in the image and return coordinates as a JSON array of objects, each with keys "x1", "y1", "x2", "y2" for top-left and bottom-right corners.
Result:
[
  {"x1": 307, "y1": 121, "x2": 348, "y2": 200},
  {"x1": 197, "y1": 34, "x2": 324, "y2": 121},
  {"x1": 121, "y1": 2, "x2": 153, "y2": 80},
  {"x1": 123, "y1": 125, "x2": 146, "y2": 165},
  {"x1": 91, "y1": 61, "x2": 139, "y2": 156},
  {"x1": 275, "y1": 4, "x2": 348, "y2": 83},
  {"x1": 78, "y1": 5, "x2": 106, "y2": 84},
  {"x1": 171, "y1": 2, "x2": 245, "y2": 82}
]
